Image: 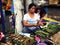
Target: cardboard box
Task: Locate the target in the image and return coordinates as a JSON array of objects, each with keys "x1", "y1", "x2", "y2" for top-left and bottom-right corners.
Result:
[{"x1": 49, "y1": 0, "x2": 59, "y2": 4}]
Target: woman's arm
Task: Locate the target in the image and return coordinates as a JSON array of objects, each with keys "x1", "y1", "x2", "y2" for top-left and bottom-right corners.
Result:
[
  {"x1": 23, "y1": 20, "x2": 37, "y2": 27},
  {"x1": 38, "y1": 20, "x2": 43, "y2": 26}
]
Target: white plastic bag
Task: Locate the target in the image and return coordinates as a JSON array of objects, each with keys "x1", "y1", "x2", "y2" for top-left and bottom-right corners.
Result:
[{"x1": 9, "y1": 15, "x2": 12, "y2": 22}]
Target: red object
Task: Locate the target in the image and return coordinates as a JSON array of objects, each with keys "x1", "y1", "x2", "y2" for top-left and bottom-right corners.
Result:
[
  {"x1": 6, "y1": 5, "x2": 11, "y2": 9},
  {"x1": 0, "y1": 32, "x2": 5, "y2": 40}
]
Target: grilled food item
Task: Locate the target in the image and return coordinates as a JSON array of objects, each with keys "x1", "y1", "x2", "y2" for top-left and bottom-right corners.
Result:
[{"x1": 7, "y1": 34, "x2": 33, "y2": 45}]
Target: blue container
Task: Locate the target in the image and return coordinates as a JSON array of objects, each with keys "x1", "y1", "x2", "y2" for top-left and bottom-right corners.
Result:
[{"x1": 50, "y1": 22, "x2": 57, "y2": 24}]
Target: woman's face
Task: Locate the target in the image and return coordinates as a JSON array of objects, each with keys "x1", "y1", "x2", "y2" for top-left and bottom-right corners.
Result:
[
  {"x1": 29, "y1": 6, "x2": 36, "y2": 13},
  {"x1": 37, "y1": 10, "x2": 40, "y2": 13},
  {"x1": 42, "y1": 13, "x2": 46, "y2": 17}
]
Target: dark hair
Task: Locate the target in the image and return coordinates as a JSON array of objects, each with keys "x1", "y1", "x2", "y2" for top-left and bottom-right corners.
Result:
[
  {"x1": 35, "y1": 7, "x2": 41, "y2": 13},
  {"x1": 28, "y1": 3, "x2": 36, "y2": 9},
  {"x1": 40, "y1": 8, "x2": 46, "y2": 19},
  {"x1": 2, "y1": 3, "x2": 6, "y2": 6}
]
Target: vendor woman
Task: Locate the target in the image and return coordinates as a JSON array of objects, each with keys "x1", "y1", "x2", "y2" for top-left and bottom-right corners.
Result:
[{"x1": 22, "y1": 3, "x2": 43, "y2": 34}]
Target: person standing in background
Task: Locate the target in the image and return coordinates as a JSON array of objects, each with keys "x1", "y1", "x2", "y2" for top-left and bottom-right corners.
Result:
[
  {"x1": 35, "y1": 7, "x2": 47, "y2": 27},
  {"x1": 35, "y1": 7, "x2": 41, "y2": 18},
  {"x1": 9, "y1": 13, "x2": 15, "y2": 29},
  {"x1": 40, "y1": 8, "x2": 46, "y2": 22},
  {"x1": 2, "y1": 3, "x2": 6, "y2": 18}
]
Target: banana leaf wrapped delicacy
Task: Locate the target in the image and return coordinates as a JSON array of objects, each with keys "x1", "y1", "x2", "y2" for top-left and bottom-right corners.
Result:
[
  {"x1": 47, "y1": 24, "x2": 60, "y2": 33},
  {"x1": 35, "y1": 30, "x2": 49, "y2": 38},
  {"x1": 35, "y1": 23, "x2": 60, "y2": 38}
]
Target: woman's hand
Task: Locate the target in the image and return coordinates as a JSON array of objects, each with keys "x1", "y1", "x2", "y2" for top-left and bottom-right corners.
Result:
[
  {"x1": 38, "y1": 20, "x2": 44, "y2": 26},
  {"x1": 39, "y1": 21, "x2": 44, "y2": 26},
  {"x1": 33, "y1": 24, "x2": 37, "y2": 27}
]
